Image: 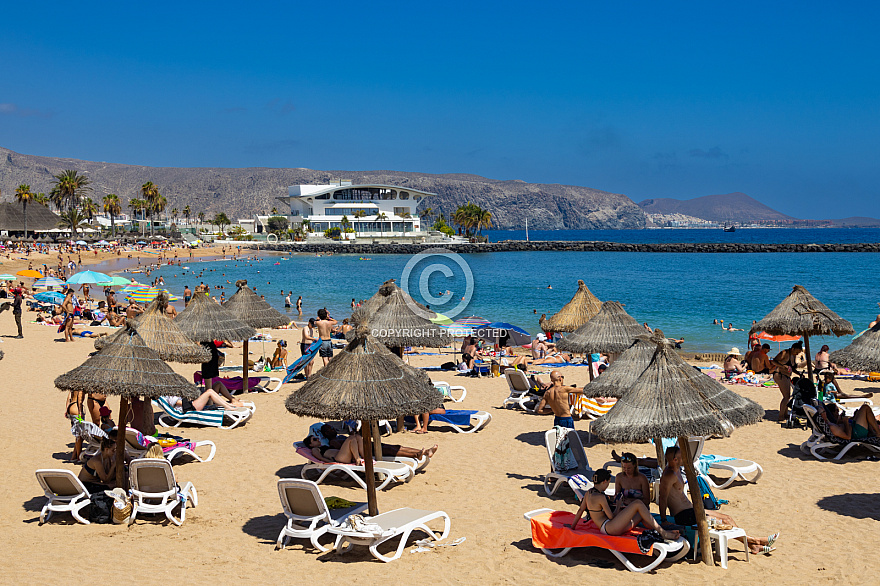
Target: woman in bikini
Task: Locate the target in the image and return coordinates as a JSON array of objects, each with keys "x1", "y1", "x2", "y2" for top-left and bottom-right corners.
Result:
[
  {"x1": 65, "y1": 390, "x2": 86, "y2": 460},
  {"x1": 821, "y1": 403, "x2": 880, "y2": 440},
  {"x1": 614, "y1": 452, "x2": 651, "y2": 508},
  {"x1": 570, "y1": 469, "x2": 679, "y2": 540},
  {"x1": 303, "y1": 432, "x2": 366, "y2": 465},
  {"x1": 78, "y1": 436, "x2": 118, "y2": 491},
  {"x1": 772, "y1": 342, "x2": 803, "y2": 421}
]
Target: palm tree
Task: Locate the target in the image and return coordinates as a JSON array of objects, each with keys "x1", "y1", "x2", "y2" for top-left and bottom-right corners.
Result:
[
  {"x1": 213, "y1": 212, "x2": 231, "y2": 237},
  {"x1": 171, "y1": 208, "x2": 179, "y2": 225},
  {"x1": 34, "y1": 192, "x2": 49, "y2": 207},
  {"x1": 271, "y1": 206, "x2": 278, "y2": 215},
  {"x1": 419, "y1": 206, "x2": 433, "y2": 227},
  {"x1": 375, "y1": 212, "x2": 388, "y2": 237},
  {"x1": 81, "y1": 197, "x2": 98, "y2": 226},
  {"x1": 50, "y1": 170, "x2": 91, "y2": 212},
  {"x1": 58, "y1": 209, "x2": 88, "y2": 238},
  {"x1": 103, "y1": 194, "x2": 122, "y2": 236},
  {"x1": 183, "y1": 205, "x2": 191, "y2": 226},
  {"x1": 140, "y1": 181, "x2": 160, "y2": 235},
  {"x1": 352, "y1": 209, "x2": 366, "y2": 236},
  {"x1": 301, "y1": 218, "x2": 311, "y2": 233},
  {"x1": 14, "y1": 184, "x2": 35, "y2": 239},
  {"x1": 197, "y1": 212, "x2": 205, "y2": 231},
  {"x1": 475, "y1": 207, "x2": 492, "y2": 237},
  {"x1": 153, "y1": 194, "x2": 167, "y2": 231}
]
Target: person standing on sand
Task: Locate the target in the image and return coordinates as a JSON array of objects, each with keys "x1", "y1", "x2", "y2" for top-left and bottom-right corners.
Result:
[
  {"x1": 11, "y1": 287, "x2": 23, "y2": 338},
  {"x1": 315, "y1": 308, "x2": 338, "y2": 367},
  {"x1": 534, "y1": 370, "x2": 576, "y2": 428},
  {"x1": 300, "y1": 318, "x2": 318, "y2": 379}
]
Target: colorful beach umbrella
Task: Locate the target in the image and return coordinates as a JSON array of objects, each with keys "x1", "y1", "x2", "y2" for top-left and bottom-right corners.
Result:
[
  {"x1": 33, "y1": 276, "x2": 66, "y2": 289},
  {"x1": 66, "y1": 270, "x2": 112, "y2": 285},
  {"x1": 34, "y1": 291, "x2": 66, "y2": 305},
  {"x1": 126, "y1": 287, "x2": 161, "y2": 304},
  {"x1": 452, "y1": 316, "x2": 491, "y2": 327},
  {"x1": 98, "y1": 276, "x2": 133, "y2": 287},
  {"x1": 429, "y1": 313, "x2": 453, "y2": 326},
  {"x1": 474, "y1": 322, "x2": 532, "y2": 347},
  {"x1": 120, "y1": 284, "x2": 148, "y2": 295},
  {"x1": 16, "y1": 269, "x2": 44, "y2": 278},
  {"x1": 0, "y1": 274, "x2": 17, "y2": 281}
]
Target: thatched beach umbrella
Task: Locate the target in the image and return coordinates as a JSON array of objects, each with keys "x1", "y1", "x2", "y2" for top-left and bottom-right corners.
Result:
[
  {"x1": 580, "y1": 335, "x2": 656, "y2": 399},
  {"x1": 749, "y1": 285, "x2": 854, "y2": 384},
  {"x1": 556, "y1": 300, "x2": 644, "y2": 380},
  {"x1": 286, "y1": 328, "x2": 442, "y2": 515},
  {"x1": 175, "y1": 290, "x2": 257, "y2": 343},
  {"x1": 223, "y1": 280, "x2": 289, "y2": 393},
  {"x1": 592, "y1": 336, "x2": 763, "y2": 566},
  {"x1": 95, "y1": 292, "x2": 210, "y2": 363},
  {"x1": 55, "y1": 327, "x2": 200, "y2": 487},
  {"x1": 829, "y1": 321, "x2": 880, "y2": 372},
  {"x1": 351, "y1": 279, "x2": 398, "y2": 326},
  {"x1": 540, "y1": 279, "x2": 602, "y2": 334},
  {"x1": 366, "y1": 287, "x2": 452, "y2": 349}
]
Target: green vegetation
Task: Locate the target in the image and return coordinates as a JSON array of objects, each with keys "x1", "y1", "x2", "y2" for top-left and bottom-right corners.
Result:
[
  {"x1": 452, "y1": 202, "x2": 492, "y2": 238},
  {"x1": 14, "y1": 184, "x2": 34, "y2": 239}
]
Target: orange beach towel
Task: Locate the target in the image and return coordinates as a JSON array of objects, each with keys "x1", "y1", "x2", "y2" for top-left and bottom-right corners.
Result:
[{"x1": 529, "y1": 510, "x2": 653, "y2": 556}]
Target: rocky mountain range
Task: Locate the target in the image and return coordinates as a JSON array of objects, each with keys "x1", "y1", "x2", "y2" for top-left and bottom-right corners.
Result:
[{"x1": 0, "y1": 147, "x2": 645, "y2": 230}]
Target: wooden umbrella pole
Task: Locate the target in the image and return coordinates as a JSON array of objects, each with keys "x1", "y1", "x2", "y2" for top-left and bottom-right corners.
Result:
[
  {"x1": 803, "y1": 335, "x2": 815, "y2": 386},
  {"x1": 115, "y1": 397, "x2": 130, "y2": 489},
  {"x1": 654, "y1": 436, "x2": 666, "y2": 471},
  {"x1": 679, "y1": 436, "x2": 714, "y2": 566},
  {"x1": 242, "y1": 339, "x2": 250, "y2": 394},
  {"x1": 587, "y1": 354, "x2": 595, "y2": 382},
  {"x1": 361, "y1": 420, "x2": 379, "y2": 516},
  {"x1": 371, "y1": 420, "x2": 383, "y2": 461}
]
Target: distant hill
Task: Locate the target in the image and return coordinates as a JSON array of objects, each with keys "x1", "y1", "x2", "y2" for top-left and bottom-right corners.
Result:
[
  {"x1": 827, "y1": 216, "x2": 880, "y2": 227},
  {"x1": 638, "y1": 192, "x2": 796, "y2": 223},
  {"x1": 0, "y1": 147, "x2": 646, "y2": 230}
]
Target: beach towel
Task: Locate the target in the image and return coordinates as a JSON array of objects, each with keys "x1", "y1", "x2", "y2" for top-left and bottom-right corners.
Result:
[
  {"x1": 553, "y1": 426, "x2": 578, "y2": 471},
  {"x1": 695, "y1": 454, "x2": 735, "y2": 477},
  {"x1": 193, "y1": 372, "x2": 264, "y2": 390},
  {"x1": 428, "y1": 410, "x2": 477, "y2": 426},
  {"x1": 539, "y1": 362, "x2": 588, "y2": 368},
  {"x1": 529, "y1": 510, "x2": 655, "y2": 556},
  {"x1": 283, "y1": 340, "x2": 321, "y2": 383}
]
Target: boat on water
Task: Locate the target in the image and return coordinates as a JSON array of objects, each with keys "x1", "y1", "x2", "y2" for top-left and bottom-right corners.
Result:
[{"x1": 723, "y1": 225, "x2": 736, "y2": 232}]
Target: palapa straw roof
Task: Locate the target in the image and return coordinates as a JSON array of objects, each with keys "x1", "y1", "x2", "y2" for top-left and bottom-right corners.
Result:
[
  {"x1": 557, "y1": 301, "x2": 644, "y2": 354},
  {"x1": 223, "y1": 279, "x2": 289, "y2": 329},
  {"x1": 55, "y1": 327, "x2": 200, "y2": 398},
  {"x1": 829, "y1": 322, "x2": 880, "y2": 372},
  {"x1": 579, "y1": 335, "x2": 656, "y2": 398},
  {"x1": 365, "y1": 287, "x2": 452, "y2": 348},
  {"x1": 285, "y1": 328, "x2": 443, "y2": 421},
  {"x1": 351, "y1": 279, "x2": 398, "y2": 326},
  {"x1": 591, "y1": 336, "x2": 763, "y2": 443},
  {"x1": 174, "y1": 290, "x2": 257, "y2": 343},
  {"x1": 749, "y1": 285, "x2": 854, "y2": 337},
  {"x1": 95, "y1": 292, "x2": 211, "y2": 363},
  {"x1": 540, "y1": 279, "x2": 602, "y2": 333}
]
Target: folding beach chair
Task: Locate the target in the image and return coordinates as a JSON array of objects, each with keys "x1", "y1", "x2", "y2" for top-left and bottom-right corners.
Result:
[
  {"x1": 275, "y1": 478, "x2": 368, "y2": 551},
  {"x1": 283, "y1": 340, "x2": 322, "y2": 383}
]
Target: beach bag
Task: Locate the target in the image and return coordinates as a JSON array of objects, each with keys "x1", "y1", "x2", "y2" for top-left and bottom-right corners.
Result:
[
  {"x1": 440, "y1": 361, "x2": 457, "y2": 371},
  {"x1": 552, "y1": 426, "x2": 578, "y2": 471},
  {"x1": 106, "y1": 488, "x2": 133, "y2": 524},
  {"x1": 696, "y1": 474, "x2": 727, "y2": 510},
  {"x1": 88, "y1": 492, "x2": 114, "y2": 524}
]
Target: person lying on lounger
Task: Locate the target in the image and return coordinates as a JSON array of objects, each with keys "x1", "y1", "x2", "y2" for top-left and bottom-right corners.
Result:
[
  {"x1": 309, "y1": 422, "x2": 439, "y2": 460},
  {"x1": 304, "y1": 431, "x2": 367, "y2": 465},
  {"x1": 820, "y1": 403, "x2": 879, "y2": 440},
  {"x1": 165, "y1": 388, "x2": 247, "y2": 412},
  {"x1": 659, "y1": 446, "x2": 779, "y2": 554},
  {"x1": 570, "y1": 469, "x2": 679, "y2": 540}
]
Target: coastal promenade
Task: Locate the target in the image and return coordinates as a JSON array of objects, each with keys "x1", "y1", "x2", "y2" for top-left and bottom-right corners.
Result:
[{"x1": 261, "y1": 241, "x2": 880, "y2": 254}]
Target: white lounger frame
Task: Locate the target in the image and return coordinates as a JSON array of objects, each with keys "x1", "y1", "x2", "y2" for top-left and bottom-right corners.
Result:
[
  {"x1": 276, "y1": 478, "x2": 368, "y2": 551},
  {"x1": 801, "y1": 405, "x2": 880, "y2": 461},
  {"x1": 35, "y1": 469, "x2": 92, "y2": 525},
  {"x1": 429, "y1": 411, "x2": 492, "y2": 433},
  {"x1": 432, "y1": 381, "x2": 467, "y2": 403},
  {"x1": 294, "y1": 443, "x2": 413, "y2": 490},
  {"x1": 128, "y1": 458, "x2": 198, "y2": 526},
  {"x1": 329, "y1": 508, "x2": 451, "y2": 562},
  {"x1": 689, "y1": 436, "x2": 764, "y2": 489},
  {"x1": 523, "y1": 508, "x2": 690, "y2": 573}
]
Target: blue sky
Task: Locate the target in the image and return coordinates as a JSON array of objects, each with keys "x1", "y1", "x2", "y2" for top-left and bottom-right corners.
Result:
[{"x1": 2, "y1": 2, "x2": 878, "y2": 218}]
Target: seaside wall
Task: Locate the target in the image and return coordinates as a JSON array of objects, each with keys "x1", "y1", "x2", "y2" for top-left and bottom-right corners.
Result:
[{"x1": 258, "y1": 241, "x2": 880, "y2": 254}]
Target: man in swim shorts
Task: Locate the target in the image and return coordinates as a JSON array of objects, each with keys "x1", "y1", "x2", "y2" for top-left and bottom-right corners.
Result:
[
  {"x1": 315, "y1": 308, "x2": 338, "y2": 366},
  {"x1": 534, "y1": 370, "x2": 576, "y2": 428}
]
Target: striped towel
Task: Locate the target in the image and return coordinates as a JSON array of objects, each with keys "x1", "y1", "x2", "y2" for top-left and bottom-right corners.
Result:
[
  {"x1": 155, "y1": 397, "x2": 225, "y2": 427},
  {"x1": 572, "y1": 396, "x2": 616, "y2": 419}
]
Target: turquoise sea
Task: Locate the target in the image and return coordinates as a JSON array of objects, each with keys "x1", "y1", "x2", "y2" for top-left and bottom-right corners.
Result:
[{"x1": 149, "y1": 229, "x2": 880, "y2": 354}]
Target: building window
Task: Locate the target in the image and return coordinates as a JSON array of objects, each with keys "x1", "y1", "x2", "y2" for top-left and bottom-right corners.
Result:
[
  {"x1": 399, "y1": 191, "x2": 409, "y2": 200},
  {"x1": 393, "y1": 207, "x2": 411, "y2": 217}
]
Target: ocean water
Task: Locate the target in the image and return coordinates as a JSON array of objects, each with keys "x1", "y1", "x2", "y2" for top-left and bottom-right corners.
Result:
[
  {"x1": 150, "y1": 244, "x2": 880, "y2": 354},
  {"x1": 485, "y1": 227, "x2": 880, "y2": 244}
]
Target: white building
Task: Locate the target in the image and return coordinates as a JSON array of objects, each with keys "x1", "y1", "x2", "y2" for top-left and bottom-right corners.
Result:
[{"x1": 276, "y1": 181, "x2": 433, "y2": 237}]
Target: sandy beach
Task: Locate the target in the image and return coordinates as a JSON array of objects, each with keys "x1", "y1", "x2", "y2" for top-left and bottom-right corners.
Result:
[{"x1": 2, "y1": 287, "x2": 879, "y2": 585}]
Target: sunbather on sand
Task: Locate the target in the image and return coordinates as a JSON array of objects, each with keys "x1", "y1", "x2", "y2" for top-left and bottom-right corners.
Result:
[
  {"x1": 822, "y1": 372, "x2": 873, "y2": 400},
  {"x1": 821, "y1": 403, "x2": 880, "y2": 440},
  {"x1": 659, "y1": 446, "x2": 779, "y2": 554},
  {"x1": 570, "y1": 469, "x2": 679, "y2": 540}
]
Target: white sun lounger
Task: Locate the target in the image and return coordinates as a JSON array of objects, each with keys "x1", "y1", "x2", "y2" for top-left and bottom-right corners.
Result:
[
  {"x1": 294, "y1": 442, "x2": 413, "y2": 490},
  {"x1": 524, "y1": 508, "x2": 689, "y2": 573},
  {"x1": 801, "y1": 405, "x2": 880, "y2": 461},
  {"x1": 688, "y1": 436, "x2": 763, "y2": 489},
  {"x1": 502, "y1": 369, "x2": 540, "y2": 410},
  {"x1": 128, "y1": 458, "x2": 198, "y2": 526},
  {"x1": 35, "y1": 469, "x2": 92, "y2": 525},
  {"x1": 275, "y1": 478, "x2": 368, "y2": 551},
  {"x1": 432, "y1": 380, "x2": 467, "y2": 403},
  {"x1": 124, "y1": 428, "x2": 217, "y2": 463},
  {"x1": 328, "y1": 507, "x2": 451, "y2": 562},
  {"x1": 154, "y1": 396, "x2": 254, "y2": 429},
  {"x1": 422, "y1": 410, "x2": 492, "y2": 433}
]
